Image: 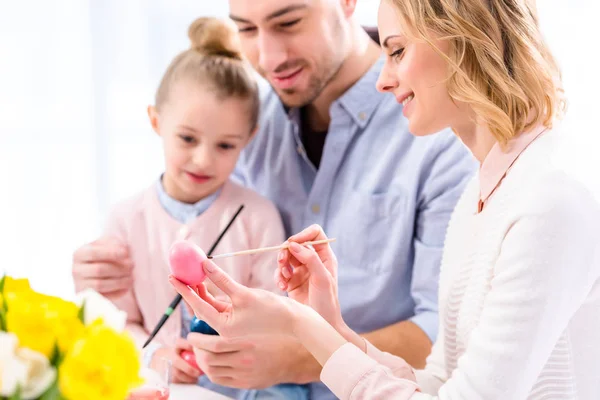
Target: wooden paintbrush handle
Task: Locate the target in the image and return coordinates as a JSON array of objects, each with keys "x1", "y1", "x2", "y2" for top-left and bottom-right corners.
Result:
[{"x1": 208, "y1": 238, "x2": 336, "y2": 259}]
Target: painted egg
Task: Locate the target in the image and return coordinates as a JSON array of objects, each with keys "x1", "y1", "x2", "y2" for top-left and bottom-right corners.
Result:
[
  {"x1": 168, "y1": 240, "x2": 207, "y2": 285},
  {"x1": 190, "y1": 316, "x2": 219, "y2": 336},
  {"x1": 180, "y1": 350, "x2": 202, "y2": 372}
]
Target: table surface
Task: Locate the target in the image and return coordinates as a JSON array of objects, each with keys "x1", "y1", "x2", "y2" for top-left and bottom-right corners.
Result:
[{"x1": 169, "y1": 383, "x2": 233, "y2": 400}]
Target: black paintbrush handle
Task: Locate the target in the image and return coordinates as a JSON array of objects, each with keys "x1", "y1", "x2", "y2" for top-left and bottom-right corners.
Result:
[
  {"x1": 143, "y1": 295, "x2": 182, "y2": 348},
  {"x1": 142, "y1": 204, "x2": 244, "y2": 349}
]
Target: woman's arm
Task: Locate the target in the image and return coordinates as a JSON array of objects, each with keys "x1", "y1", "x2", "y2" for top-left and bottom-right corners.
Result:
[
  {"x1": 316, "y1": 177, "x2": 600, "y2": 399},
  {"x1": 291, "y1": 304, "x2": 420, "y2": 399}
]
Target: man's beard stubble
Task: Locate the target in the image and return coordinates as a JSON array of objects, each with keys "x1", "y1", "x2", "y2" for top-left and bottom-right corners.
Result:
[{"x1": 260, "y1": 15, "x2": 346, "y2": 108}]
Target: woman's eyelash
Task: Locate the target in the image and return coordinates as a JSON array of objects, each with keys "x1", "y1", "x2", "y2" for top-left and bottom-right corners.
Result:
[{"x1": 390, "y1": 48, "x2": 404, "y2": 59}]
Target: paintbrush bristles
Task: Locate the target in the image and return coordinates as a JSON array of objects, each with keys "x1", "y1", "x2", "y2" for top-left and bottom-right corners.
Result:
[{"x1": 208, "y1": 238, "x2": 336, "y2": 260}]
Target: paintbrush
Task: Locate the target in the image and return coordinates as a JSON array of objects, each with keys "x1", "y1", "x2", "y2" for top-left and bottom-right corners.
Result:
[
  {"x1": 207, "y1": 238, "x2": 336, "y2": 260},
  {"x1": 142, "y1": 204, "x2": 244, "y2": 349}
]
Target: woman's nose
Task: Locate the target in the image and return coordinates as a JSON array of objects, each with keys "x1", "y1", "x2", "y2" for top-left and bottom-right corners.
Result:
[{"x1": 376, "y1": 63, "x2": 399, "y2": 93}]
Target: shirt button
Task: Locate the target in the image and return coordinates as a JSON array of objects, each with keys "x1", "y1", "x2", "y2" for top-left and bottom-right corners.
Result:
[
  {"x1": 297, "y1": 145, "x2": 305, "y2": 155},
  {"x1": 311, "y1": 204, "x2": 320, "y2": 214},
  {"x1": 358, "y1": 111, "x2": 367, "y2": 121}
]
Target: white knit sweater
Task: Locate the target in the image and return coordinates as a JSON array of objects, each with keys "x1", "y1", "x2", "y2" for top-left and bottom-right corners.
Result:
[
  {"x1": 320, "y1": 131, "x2": 600, "y2": 399},
  {"x1": 411, "y1": 132, "x2": 600, "y2": 399}
]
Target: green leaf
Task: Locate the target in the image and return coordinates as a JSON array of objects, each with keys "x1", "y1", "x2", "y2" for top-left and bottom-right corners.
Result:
[
  {"x1": 77, "y1": 300, "x2": 85, "y2": 324},
  {"x1": 0, "y1": 307, "x2": 6, "y2": 332},
  {"x1": 39, "y1": 378, "x2": 64, "y2": 400},
  {"x1": 49, "y1": 341, "x2": 64, "y2": 367},
  {"x1": 1, "y1": 273, "x2": 8, "y2": 316},
  {"x1": 8, "y1": 385, "x2": 22, "y2": 400}
]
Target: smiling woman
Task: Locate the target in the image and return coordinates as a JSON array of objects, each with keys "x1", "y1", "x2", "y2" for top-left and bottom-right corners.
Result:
[{"x1": 167, "y1": 1, "x2": 600, "y2": 399}]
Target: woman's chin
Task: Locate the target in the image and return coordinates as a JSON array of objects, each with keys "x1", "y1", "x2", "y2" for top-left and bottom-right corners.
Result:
[
  {"x1": 407, "y1": 121, "x2": 432, "y2": 137},
  {"x1": 408, "y1": 119, "x2": 447, "y2": 137}
]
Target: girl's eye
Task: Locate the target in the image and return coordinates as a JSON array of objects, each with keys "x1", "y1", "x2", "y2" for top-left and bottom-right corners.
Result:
[
  {"x1": 179, "y1": 135, "x2": 195, "y2": 144},
  {"x1": 218, "y1": 143, "x2": 236, "y2": 150}
]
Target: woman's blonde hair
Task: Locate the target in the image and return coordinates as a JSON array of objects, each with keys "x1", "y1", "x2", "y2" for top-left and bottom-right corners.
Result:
[
  {"x1": 155, "y1": 17, "x2": 259, "y2": 131},
  {"x1": 389, "y1": 0, "x2": 565, "y2": 145}
]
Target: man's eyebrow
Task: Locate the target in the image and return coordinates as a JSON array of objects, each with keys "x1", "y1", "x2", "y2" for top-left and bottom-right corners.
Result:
[{"x1": 229, "y1": 4, "x2": 308, "y2": 24}]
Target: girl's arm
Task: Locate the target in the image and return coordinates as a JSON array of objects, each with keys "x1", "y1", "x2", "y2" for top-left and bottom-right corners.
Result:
[{"x1": 102, "y1": 204, "x2": 152, "y2": 349}]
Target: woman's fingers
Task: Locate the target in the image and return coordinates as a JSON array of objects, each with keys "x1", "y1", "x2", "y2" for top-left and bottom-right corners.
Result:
[
  {"x1": 288, "y1": 242, "x2": 330, "y2": 283},
  {"x1": 288, "y1": 224, "x2": 327, "y2": 243},
  {"x1": 195, "y1": 283, "x2": 230, "y2": 313},
  {"x1": 287, "y1": 225, "x2": 337, "y2": 278},
  {"x1": 169, "y1": 276, "x2": 221, "y2": 327},
  {"x1": 202, "y1": 259, "x2": 245, "y2": 299}
]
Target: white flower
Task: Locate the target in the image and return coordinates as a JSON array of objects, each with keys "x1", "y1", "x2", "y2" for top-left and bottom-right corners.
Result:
[
  {"x1": 0, "y1": 332, "x2": 56, "y2": 399},
  {"x1": 74, "y1": 288, "x2": 127, "y2": 332}
]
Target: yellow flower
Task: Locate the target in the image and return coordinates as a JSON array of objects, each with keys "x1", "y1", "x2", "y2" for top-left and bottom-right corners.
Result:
[
  {"x1": 2, "y1": 276, "x2": 32, "y2": 305},
  {"x1": 59, "y1": 320, "x2": 142, "y2": 400},
  {"x1": 3, "y1": 276, "x2": 31, "y2": 292},
  {"x1": 6, "y1": 291, "x2": 83, "y2": 358}
]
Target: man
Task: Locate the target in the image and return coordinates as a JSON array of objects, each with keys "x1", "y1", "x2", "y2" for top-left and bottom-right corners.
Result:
[{"x1": 72, "y1": 0, "x2": 476, "y2": 399}]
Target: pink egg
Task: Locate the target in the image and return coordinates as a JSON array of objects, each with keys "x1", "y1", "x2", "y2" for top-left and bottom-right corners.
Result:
[
  {"x1": 168, "y1": 240, "x2": 208, "y2": 285},
  {"x1": 180, "y1": 350, "x2": 202, "y2": 372}
]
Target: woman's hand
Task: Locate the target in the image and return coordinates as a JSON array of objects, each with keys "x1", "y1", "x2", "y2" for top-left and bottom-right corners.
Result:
[
  {"x1": 169, "y1": 260, "x2": 298, "y2": 339},
  {"x1": 275, "y1": 224, "x2": 346, "y2": 332}
]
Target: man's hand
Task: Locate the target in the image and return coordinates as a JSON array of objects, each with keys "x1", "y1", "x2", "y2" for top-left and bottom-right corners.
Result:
[
  {"x1": 151, "y1": 338, "x2": 203, "y2": 384},
  {"x1": 72, "y1": 237, "x2": 133, "y2": 298},
  {"x1": 187, "y1": 333, "x2": 319, "y2": 389}
]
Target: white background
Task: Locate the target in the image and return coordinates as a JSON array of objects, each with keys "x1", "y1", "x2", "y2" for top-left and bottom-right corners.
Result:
[{"x1": 0, "y1": 1, "x2": 598, "y2": 297}]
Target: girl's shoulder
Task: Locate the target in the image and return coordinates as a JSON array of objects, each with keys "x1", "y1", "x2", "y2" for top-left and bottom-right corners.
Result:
[
  {"x1": 221, "y1": 179, "x2": 281, "y2": 218},
  {"x1": 103, "y1": 184, "x2": 159, "y2": 236}
]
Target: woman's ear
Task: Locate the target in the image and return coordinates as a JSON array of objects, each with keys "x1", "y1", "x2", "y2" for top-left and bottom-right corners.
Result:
[{"x1": 147, "y1": 105, "x2": 160, "y2": 136}]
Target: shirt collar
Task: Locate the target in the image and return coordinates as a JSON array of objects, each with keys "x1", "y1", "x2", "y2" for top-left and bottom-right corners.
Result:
[
  {"x1": 479, "y1": 124, "x2": 548, "y2": 204},
  {"x1": 156, "y1": 175, "x2": 221, "y2": 224}
]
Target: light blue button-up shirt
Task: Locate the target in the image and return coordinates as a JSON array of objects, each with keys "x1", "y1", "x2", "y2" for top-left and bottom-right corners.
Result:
[{"x1": 234, "y1": 56, "x2": 477, "y2": 399}]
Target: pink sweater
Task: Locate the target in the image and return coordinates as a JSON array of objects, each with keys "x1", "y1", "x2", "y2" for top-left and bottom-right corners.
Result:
[{"x1": 104, "y1": 180, "x2": 285, "y2": 349}]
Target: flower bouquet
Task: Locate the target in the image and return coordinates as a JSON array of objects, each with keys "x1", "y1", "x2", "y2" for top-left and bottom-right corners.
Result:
[{"x1": 0, "y1": 275, "x2": 143, "y2": 400}]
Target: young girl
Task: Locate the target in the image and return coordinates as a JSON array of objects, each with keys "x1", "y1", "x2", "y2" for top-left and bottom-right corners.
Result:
[
  {"x1": 172, "y1": 1, "x2": 600, "y2": 399},
  {"x1": 104, "y1": 17, "x2": 308, "y2": 400}
]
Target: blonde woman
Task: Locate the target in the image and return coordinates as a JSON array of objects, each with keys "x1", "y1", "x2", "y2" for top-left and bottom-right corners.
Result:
[{"x1": 171, "y1": 0, "x2": 600, "y2": 398}]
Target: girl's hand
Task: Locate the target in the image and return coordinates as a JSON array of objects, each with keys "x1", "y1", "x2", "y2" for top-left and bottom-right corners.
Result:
[
  {"x1": 151, "y1": 338, "x2": 201, "y2": 384},
  {"x1": 275, "y1": 224, "x2": 346, "y2": 331},
  {"x1": 169, "y1": 261, "x2": 298, "y2": 339}
]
